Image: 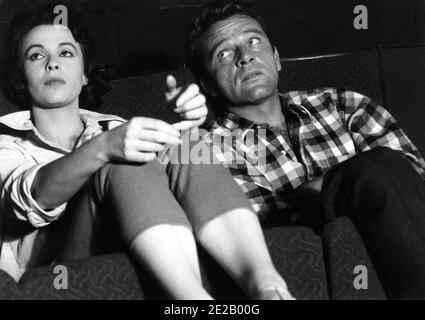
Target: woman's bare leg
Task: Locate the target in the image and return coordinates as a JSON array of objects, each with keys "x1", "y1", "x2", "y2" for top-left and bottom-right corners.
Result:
[
  {"x1": 197, "y1": 208, "x2": 294, "y2": 300},
  {"x1": 130, "y1": 224, "x2": 212, "y2": 300}
]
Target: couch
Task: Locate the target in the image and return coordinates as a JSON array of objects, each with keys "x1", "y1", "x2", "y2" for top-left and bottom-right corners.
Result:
[{"x1": 1, "y1": 45, "x2": 424, "y2": 300}]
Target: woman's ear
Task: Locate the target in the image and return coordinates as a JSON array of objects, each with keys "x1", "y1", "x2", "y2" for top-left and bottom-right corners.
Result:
[{"x1": 82, "y1": 74, "x2": 88, "y2": 86}]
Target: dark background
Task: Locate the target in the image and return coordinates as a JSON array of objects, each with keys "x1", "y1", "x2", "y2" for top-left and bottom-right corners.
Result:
[{"x1": 1, "y1": 0, "x2": 424, "y2": 78}]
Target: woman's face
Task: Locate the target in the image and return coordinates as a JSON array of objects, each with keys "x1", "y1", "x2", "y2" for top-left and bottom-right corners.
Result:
[{"x1": 20, "y1": 24, "x2": 87, "y2": 109}]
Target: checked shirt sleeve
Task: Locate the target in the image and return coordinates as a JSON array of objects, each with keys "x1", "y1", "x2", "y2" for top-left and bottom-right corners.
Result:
[{"x1": 338, "y1": 90, "x2": 425, "y2": 179}]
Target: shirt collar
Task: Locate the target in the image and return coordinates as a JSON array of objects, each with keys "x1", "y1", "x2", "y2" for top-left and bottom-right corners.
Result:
[
  {"x1": 215, "y1": 94, "x2": 312, "y2": 132},
  {"x1": 281, "y1": 93, "x2": 313, "y2": 119},
  {"x1": 0, "y1": 109, "x2": 124, "y2": 132}
]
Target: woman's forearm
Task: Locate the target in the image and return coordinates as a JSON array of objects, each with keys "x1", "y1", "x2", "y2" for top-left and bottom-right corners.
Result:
[{"x1": 31, "y1": 133, "x2": 109, "y2": 210}]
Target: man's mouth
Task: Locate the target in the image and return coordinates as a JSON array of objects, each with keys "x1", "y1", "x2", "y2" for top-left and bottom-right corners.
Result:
[
  {"x1": 44, "y1": 78, "x2": 66, "y2": 86},
  {"x1": 242, "y1": 72, "x2": 262, "y2": 83}
]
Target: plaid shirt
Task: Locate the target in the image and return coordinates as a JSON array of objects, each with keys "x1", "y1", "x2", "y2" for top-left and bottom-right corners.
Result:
[{"x1": 204, "y1": 88, "x2": 425, "y2": 217}]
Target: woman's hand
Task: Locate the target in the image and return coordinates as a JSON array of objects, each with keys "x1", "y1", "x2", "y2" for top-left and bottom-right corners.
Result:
[
  {"x1": 165, "y1": 75, "x2": 208, "y2": 130},
  {"x1": 100, "y1": 117, "x2": 182, "y2": 163}
]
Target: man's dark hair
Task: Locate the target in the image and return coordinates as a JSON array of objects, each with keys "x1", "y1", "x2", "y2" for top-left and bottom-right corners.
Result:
[
  {"x1": 1, "y1": 2, "x2": 110, "y2": 110},
  {"x1": 185, "y1": 0, "x2": 273, "y2": 84}
]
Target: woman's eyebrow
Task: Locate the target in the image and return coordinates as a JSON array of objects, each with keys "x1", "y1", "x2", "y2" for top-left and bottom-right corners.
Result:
[
  {"x1": 24, "y1": 44, "x2": 43, "y2": 57},
  {"x1": 59, "y1": 42, "x2": 78, "y2": 52}
]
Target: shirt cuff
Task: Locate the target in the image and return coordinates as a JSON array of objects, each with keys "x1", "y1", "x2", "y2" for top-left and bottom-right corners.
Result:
[{"x1": 8, "y1": 163, "x2": 67, "y2": 227}]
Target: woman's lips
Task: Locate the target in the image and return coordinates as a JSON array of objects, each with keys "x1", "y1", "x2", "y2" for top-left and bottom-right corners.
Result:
[{"x1": 44, "y1": 79, "x2": 66, "y2": 86}]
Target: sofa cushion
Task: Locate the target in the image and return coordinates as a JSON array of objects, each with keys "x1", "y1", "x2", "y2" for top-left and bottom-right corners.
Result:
[
  {"x1": 17, "y1": 253, "x2": 145, "y2": 300},
  {"x1": 322, "y1": 217, "x2": 386, "y2": 299},
  {"x1": 0, "y1": 226, "x2": 328, "y2": 300}
]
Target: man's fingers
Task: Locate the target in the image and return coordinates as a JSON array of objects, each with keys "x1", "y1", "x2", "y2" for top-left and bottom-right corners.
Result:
[
  {"x1": 180, "y1": 107, "x2": 208, "y2": 120},
  {"x1": 172, "y1": 117, "x2": 206, "y2": 131},
  {"x1": 166, "y1": 74, "x2": 178, "y2": 93},
  {"x1": 165, "y1": 75, "x2": 183, "y2": 101},
  {"x1": 174, "y1": 93, "x2": 206, "y2": 113},
  {"x1": 175, "y1": 84, "x2": 200, "y2": 108}
]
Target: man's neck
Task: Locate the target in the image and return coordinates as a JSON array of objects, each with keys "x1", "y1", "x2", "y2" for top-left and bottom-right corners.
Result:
[{"x1": 226, "y1": 94, "x2": 285, "y2": 130}]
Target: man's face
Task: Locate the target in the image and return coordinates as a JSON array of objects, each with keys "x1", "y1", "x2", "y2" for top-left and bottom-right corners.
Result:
[{"x1": 201, "y1": 14, "x2": 281, "y2": 106}]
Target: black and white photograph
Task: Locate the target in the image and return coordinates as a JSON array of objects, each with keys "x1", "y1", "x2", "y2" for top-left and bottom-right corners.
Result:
[{"x1": 0, "y1": 0, "x2": 425, "y2": 305}]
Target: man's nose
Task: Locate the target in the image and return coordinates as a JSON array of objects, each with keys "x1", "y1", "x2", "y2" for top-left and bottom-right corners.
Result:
[
  {"x1": 45, "y1": 58, "x2": 59, "y2": 71},
  {"x1": 236, "y1": 48, "x2": 255, "y2": 67}
]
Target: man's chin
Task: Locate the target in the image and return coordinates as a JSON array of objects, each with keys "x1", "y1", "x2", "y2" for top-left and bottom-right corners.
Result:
[{"x1": 239, "y1": 87, "x2": 276, "y2": 104}]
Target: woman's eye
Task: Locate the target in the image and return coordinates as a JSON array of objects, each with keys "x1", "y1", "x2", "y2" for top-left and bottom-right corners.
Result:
[
  {"x1": 249, "y1": 38, "x2": 261, "y2": 46},
  {"x1": 29, "y1": 53, "x2": 44, "y2": 61},
  {"x1": 217, "y1": 50, "x2": 232, "y2": 61},
  {"x1": 60, "y1": 50, "x2": 74, "y2": 57}
]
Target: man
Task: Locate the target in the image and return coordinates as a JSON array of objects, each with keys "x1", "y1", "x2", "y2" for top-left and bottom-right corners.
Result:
[{"x1": 185, "y1": 0, "x2": 425, "y2": 299}]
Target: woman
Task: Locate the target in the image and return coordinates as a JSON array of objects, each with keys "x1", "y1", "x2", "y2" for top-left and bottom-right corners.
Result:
[{"x1": 0, "y1": 4, "x2": 294, "y2": 300}]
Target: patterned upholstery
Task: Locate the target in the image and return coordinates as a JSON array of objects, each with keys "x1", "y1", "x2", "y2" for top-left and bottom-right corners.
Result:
[
  {"x1": 0, "y1": 269, "x2": 23, "y2": 300},
  {"x1": 0, "y1": 221, "x2": 382, "y2": 300},
  {"x1": 17, "y1": 253, "x2": 145, "y2": 300},
  {"x1": 322, "y1": 217, "x2": 386, "y2": 299}
]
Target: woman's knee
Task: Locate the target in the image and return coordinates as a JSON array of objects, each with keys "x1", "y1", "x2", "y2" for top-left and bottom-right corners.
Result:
[
  {"x1": 93, "y1": 159, "x2": 169, "y2": 199},
  {"x1": 106, "y1": 159, "x2": 167, "y2": 183}
]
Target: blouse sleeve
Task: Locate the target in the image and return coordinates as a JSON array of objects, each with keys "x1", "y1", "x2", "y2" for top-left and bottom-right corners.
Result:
[{"x1": 0, "y1": 140, "x2": 66, "y2": 228}]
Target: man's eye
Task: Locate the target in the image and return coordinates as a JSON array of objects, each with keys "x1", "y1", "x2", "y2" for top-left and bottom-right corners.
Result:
[
  {"x1": 248, "y1": 38, "x2": 261, "y2": 46},
  {"x1": 217, "y1": 50, "x2": 232, "y2": 61},
  {"x1": 29, "y1": 53, "x2": 44, "y2": 61},
  {"x1": 60, "y1": 50, "x2": 74, "y2": 57}
]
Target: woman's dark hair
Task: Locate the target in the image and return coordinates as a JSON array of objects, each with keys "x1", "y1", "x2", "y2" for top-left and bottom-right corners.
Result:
[{"x1": 1, "y1": 2, "x2": 110, "y2": 109}]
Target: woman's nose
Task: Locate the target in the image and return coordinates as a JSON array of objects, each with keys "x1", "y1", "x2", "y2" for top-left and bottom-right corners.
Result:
[{"x1": 46, "y1": 59, "x2": 59, "y2": 71}]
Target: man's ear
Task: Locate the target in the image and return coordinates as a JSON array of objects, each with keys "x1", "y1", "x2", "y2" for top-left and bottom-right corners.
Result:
[
  {"x1": 199, "y1": 77, "x2": 217, "y2": 97},
  {"x1": 274, "y1": 47, "x2": 281, "y2": 72}
]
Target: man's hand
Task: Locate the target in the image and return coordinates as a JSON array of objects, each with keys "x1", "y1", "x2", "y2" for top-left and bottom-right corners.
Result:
[
  {"x1": 99, "y1": 117, "x2": 182, "y2": 163},
  {"x1": 165, "y1": 75, "x2": 208, "y2": 131}
]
